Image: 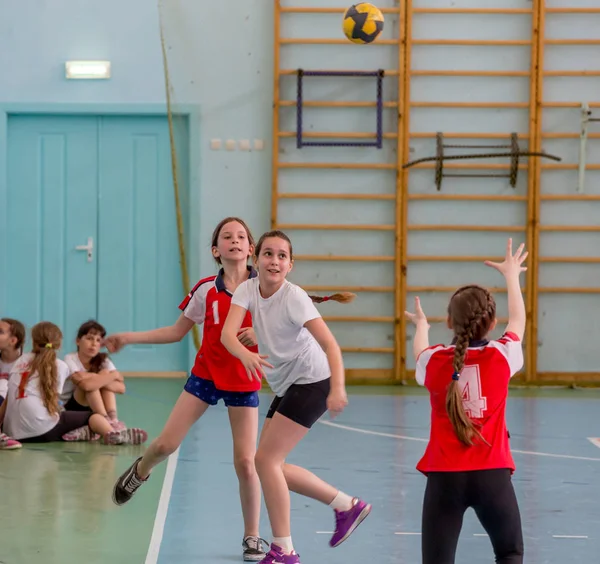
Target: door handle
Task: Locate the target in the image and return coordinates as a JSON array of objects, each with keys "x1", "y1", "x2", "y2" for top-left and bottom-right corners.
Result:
[{"x1": 75, "y1": 237, "x2": 93, "y2": 263}]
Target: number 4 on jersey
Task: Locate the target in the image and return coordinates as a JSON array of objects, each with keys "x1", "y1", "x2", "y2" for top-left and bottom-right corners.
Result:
[{"x1": 458, "y1": 365, "x2": 487, "y2": 418}]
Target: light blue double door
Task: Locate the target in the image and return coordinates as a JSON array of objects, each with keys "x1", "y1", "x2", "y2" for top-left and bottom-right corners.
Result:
[{"x1": 3, "y1": 114, "x2": 189, "y2": 372}]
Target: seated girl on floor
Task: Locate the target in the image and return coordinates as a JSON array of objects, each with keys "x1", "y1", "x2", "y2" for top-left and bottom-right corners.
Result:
[
  {"x1": 0, "y1": 321, "x2": 146, "y2": 445},
  {"x1": 61, "y1": 320, "x2": 132, "y2": 437},
  {"x1": 0, "y1": 318, "x2": 26, "y2": 450}
]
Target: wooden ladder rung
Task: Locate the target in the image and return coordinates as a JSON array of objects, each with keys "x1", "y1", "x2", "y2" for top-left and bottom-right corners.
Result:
[
  {"x1": 538, "y1": 257, "x2": 600, "y2": 263},
  {"x1": 411, "y1": 102, "x2": 529, "y2": 108},
  {"x1": 539, "y1": 287, "x2": 600, "y2": 293},
  {"x1": 539, "y1": 225, "x2": 600, "y2": 232},
  {"x1": 544, "y1": 71, "x2": 600, "y2": 77},
  {"x1": 409, "y1": 255, "x2": 505, "y2": 262},
  {"x1": 280, "y1": 69, "x2": 400, "y2": 76},
  {"x1": 302, "y1": 285, "x2": 394, "y2": 293},
  {"x1": 295, "y1": 255, "x2": 395, "y2": 262},
  {"x1": 278, "y1": 162, "x2": 396, "y2": 170},
  {"x1": 323, "y1": 316, "x2": 394, "y2": 323},
  {"x1": 279, "y1": 131, "x2": 398, "y2": 140},
  {"x1": 412, "y1": 70, "x2": 530, "y2": 77},
  {"x1": 414, "y1": 8, "x2": 532, "y2": 14},
  {"x1": 408, "y1": 286, "x2": 514, "y2": 293},
  {"x1": 280, "y1": 38, "x2": 400, "y2": 45},
  {"x1": 542, "y1": 164, "x2": 600, "y2": 170},
  {"x1": 545, "y1": 39, "x2": 600, "y2": 45},
  {"x1": 412, "y1": 39, "x2": 531, "y2": 46},
  {"x1": 280, "y1": 7, "x2": 401, "y2": 14},
  {"x1": 540, "y1": 194, "x2": 600, "y2": 201},
  {"x1": 279, "y1": 100, "x2": 398, "y2": 108},
  {"x1": 409, "y1": 225, "x2": 526, "y2": 232},
  {"x1": 277, "y1": 224, "x2": 395, "y2": 231},
  {"x1": 408, "y1": 194, "x2": 527, "y2": 201},
  {"x1": 411, "y1": 132, "x2": 531, "y2": 139},
  {"x1": 279, "y1": 193, "x2": 395, "y2": 201}
]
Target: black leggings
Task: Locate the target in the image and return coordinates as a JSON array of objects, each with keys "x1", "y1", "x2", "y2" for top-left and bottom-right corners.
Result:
[
  {"x1": 19, "y1": 411, "x2": 92, "y2": 443},
  {"x1": 422, "y1": 469, "x2": 524, "y2": 564}
]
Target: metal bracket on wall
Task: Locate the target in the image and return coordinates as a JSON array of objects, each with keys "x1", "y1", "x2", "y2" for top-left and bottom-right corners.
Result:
[
  {"x1": 578, "y1": 103, "x2": 600, "y2": 193},
  {"x1": 295, "y1": 69, "x2": 385, "y2": 149},
  {"x1": 402, "y1": 132, "x2": 562, "y2": 191}
]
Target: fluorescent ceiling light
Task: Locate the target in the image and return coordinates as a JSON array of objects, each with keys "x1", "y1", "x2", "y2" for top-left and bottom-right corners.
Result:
[{"x1": 65, "y1": 60, "x2": 111, "y2": 79}]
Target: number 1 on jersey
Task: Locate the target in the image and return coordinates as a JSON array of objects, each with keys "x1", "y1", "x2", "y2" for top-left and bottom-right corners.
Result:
[
  {"x1": 212, "y1": 301, "x2": 220, "y2": 325},
  {"x1": 458, "y1": 365, "x2": 487, "y2": 418}
]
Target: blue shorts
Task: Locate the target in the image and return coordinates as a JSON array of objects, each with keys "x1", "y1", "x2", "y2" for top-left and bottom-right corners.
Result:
[{"x1": 183, "y1": 375, "x2": 259, "y2": 408}]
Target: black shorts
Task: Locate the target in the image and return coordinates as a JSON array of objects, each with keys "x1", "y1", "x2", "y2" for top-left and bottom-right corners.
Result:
[
  {"x1": 266, "y1": 378, "x2": 330, "y2": 429},
  {"x1": 19, "y1": 411, "x2": 92, "y2": 443},
  {"x1": 64, "y1": 396, "x2": 92, "y2": 412}
]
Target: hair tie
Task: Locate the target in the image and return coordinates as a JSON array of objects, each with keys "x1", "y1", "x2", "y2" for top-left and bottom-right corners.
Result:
[
  {"x1": 321, "y1": 296, "x2": 330, "y2": 302},
  {"x1": 452, "y1": 371, "x2": 460, "y2": 381},
  {"x1": 45, "y1": 343, "x2": 53, "y2": 349}
]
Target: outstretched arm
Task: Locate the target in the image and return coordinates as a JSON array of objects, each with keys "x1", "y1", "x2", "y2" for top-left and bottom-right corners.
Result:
[
  {"x1": 485, "y1": 238, "x2": 527, "y2": 341},
  {"x1": 405, "y1": 296, "x2": 430, "y2": 359},
  {"x1": 104, "y1": 314, "x2": 195, "y2": 352}
]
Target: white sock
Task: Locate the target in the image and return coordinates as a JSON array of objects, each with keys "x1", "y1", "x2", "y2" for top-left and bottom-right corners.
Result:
[
  {"x1": 272, "y1": 536, "x2": 294, "y2": 554},
  {"x1": 329, "y1": 491, "x2": 354, "y2": 512}
]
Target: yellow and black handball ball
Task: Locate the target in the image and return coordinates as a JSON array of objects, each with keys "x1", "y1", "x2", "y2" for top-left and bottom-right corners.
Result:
[{"x1": 342, "y1": 3, "x2": 384, "y2": 45}]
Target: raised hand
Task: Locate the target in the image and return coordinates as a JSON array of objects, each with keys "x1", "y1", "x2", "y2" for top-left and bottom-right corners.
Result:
[
  {"x1": 484, "y1": 238, "x2": 528, "y2": 279},
  {"x1": 404, "y1": 296, "x2": 429, "y2": 327}
]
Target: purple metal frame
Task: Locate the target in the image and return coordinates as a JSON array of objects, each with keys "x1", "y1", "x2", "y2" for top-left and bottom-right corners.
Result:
[{"x1": 296, "y1": 69, "x2": 385, "y2": 149}]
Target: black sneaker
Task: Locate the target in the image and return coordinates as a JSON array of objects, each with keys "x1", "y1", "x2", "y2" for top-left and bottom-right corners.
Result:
[
  {"x1": 112, "y1": 456, "x2": 147, "y2": 506},
  {"x1": 242, "y1": 536, "x2": 269, "y2": 561}
]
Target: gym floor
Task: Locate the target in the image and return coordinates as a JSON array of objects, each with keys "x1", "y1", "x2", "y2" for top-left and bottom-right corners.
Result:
[{"x1": 2, "y1": 380, "x2": 599, "y2": 564}]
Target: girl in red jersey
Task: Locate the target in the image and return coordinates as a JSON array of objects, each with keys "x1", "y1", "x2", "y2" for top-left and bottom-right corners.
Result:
[
  {"x1": 105, "y1": 217, "x2": 270, "y2": 562},
  {"x1": 405, "y1": 238, "x2": 527, "y2": 564}
]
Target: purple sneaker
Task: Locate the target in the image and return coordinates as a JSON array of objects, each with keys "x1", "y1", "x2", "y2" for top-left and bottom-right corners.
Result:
[
  {"x1": 329, "y1": 497, "x2": 372, "y2": 547},
  {"x1": 259, "y1": 544, "x2": 301, "y2": 564}
]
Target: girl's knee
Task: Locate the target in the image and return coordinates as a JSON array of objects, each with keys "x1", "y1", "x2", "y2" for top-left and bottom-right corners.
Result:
[
  {"x1": 254, "y1": 448, "x2": 283, "y2": 475},
  {"x1": 234, "y1": 454, "x2": 257, "y2": 481},
  {"x1": 152, "y1": 435, "x2": 179, "y2": 458}
]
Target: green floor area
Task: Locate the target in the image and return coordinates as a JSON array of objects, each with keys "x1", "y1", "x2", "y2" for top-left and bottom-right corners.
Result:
[
  {"x1": 0, "y1": 379, "x2": 182, "y2": 564},
  {"x1": 1, "y1": 379, "x2": 599, "y2": 564}
]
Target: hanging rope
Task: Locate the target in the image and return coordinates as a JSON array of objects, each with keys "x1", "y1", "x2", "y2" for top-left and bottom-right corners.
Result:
[{"x1": 158, "y1": 0, "x2": 201, "y2": 351}]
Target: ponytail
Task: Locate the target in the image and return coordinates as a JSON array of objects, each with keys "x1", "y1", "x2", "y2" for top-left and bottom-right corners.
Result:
[
  {"x1": 29, "y1": 322, "x2": 62, "y2": 416},
  {"x1": 445, "y1": 330, "x2": 486, "y2": 446},
  {"x1": 309, "y1": 292, "x2": 356, "y2": 304},
  {"x1": 29, "y1": 345, "x2": 60, "y2": 416}
]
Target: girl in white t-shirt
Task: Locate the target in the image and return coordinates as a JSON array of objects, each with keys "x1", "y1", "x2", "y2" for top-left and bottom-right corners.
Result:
[
  {"x1": 221, "y1": 230, "x2": 371, "y2": 564},
  {"x1": 0, "y1": 322, "x2": 145, "y2": 445},
  {"x1": 61, "y1": 320, "x2": 130, "y2": 438},
  {"x1": 0, "y1": 318, "x2": 25, "y2": 450}
]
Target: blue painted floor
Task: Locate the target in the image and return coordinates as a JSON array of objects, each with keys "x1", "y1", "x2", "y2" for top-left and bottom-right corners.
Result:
[{"x1": 157, "y1": 390, "x2": 600, "y2": 564}]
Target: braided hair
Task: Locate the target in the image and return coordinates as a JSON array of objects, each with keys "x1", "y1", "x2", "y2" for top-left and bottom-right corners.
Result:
[{"x1": 446, "y1": 285, "x2": 496, "y2": 447}]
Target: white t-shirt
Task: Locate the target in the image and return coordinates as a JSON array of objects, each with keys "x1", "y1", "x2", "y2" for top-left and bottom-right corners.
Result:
[
  {"x1": 231, "y1": 278, "x2": 330, "y2": 396},
  {"x1": 0, "y1": 357, "x2": 20, "y2": 399},
  {"x1": 3, "y1": 352, "x2": 70, "y2": 440},
  {"x1": 61, "y1": 352, "x2": 117, "y2": 404}
]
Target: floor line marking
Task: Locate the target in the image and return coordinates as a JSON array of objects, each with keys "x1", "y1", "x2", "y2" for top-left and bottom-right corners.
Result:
[
  {"x1": 145, "y1": 447, "x2": 181, "y2": 564},
  {"x1": 552, "y1": 535, "x2": 588, "y2": 539},
  {"x1": 318, "y1": 420, "x2": 600, "y2": 462}
]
